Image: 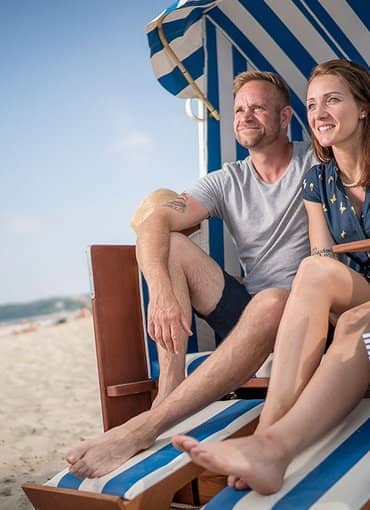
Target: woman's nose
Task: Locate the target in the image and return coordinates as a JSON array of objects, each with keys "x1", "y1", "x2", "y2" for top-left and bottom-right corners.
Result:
[{"x1": 315, "y1": 102, "x2": 328, "y2": 118}]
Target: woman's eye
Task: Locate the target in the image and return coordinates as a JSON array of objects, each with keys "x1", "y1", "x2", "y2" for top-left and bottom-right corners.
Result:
[
  {"x1": 307, "y1": 103, "x2": 315, "y2": 111},
  {"x1": 327, "y1": 96, "x2": 339, "y2": 104}
]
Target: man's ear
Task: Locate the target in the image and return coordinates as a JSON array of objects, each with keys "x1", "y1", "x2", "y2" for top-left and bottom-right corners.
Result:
[{"x1": 280, "y1": 105, "x2": 293, "y2": 129}]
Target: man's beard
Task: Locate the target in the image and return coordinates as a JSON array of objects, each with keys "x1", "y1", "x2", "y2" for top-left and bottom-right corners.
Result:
[{"x1": 237, "y1": 124, "x2": 281, "y2": 149}]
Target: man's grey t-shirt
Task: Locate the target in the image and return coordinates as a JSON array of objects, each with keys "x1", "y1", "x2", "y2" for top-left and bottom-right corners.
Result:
[{"x1": 189, "y1": 141, "x2": 315, "y2": 294}]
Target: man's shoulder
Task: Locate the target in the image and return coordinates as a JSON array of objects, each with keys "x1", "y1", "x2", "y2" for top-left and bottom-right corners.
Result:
[
  {"x1": 291, "y1": 140, "x2": 318, "y2": 173},
  {"x1": 292, "y1": 140, "x2": 312, "y2": 157}
]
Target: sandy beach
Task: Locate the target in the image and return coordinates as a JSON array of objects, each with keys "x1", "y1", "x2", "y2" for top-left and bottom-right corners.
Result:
[{"x1": 0, "y1": 316, "x2": 102, "y2": 510}]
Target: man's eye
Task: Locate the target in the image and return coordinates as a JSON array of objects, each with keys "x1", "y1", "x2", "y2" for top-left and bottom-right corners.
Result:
[{"x1": 307, "y1": 103, "x2": 316, "y2": 111}]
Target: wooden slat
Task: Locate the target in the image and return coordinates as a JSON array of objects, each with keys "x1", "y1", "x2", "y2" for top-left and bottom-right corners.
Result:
[
  {"x1": 332, "y1": 239, "x2": 370, "y2": 254},
  {"x1": 22, "y1": 484, "x2": 126, "y2": 510},
  {"x1": 90, "y1": 245, "x2": 152, "y2": 431},
  {"x1": 107, "y1": 380, "x2": 156, "y2": 397}
]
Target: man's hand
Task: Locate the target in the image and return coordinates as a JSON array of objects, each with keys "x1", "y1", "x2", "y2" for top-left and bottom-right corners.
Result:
[{"x1": 148, "y1": 290, "x2": 193, "y2": 354}]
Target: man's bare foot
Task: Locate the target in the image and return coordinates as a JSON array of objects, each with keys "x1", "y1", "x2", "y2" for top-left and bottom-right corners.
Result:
[
  {"x1": 65, "y1": 411, "x2": 156, "y2": 478},
  {"x1": 172, "y1": 433, "x2": 290, "y2": 495}
]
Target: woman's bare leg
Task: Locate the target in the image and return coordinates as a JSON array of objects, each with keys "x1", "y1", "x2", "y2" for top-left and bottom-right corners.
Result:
[
  {"x1": 173, "y1": 302, "x2": 370, "y2": 494},
  {"x1": 258, "y1": 257, "x2": 370, "y2": 429}
]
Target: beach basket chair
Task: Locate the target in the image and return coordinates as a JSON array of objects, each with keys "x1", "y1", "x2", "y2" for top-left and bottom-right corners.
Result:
[{"x1": 22, "y1": 1, "x2": 369, "y2": 509}]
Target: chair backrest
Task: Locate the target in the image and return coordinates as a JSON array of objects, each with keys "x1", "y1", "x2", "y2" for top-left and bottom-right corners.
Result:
[{"x1": 144, "y1": 0, "x2": 369, "y2": 378}]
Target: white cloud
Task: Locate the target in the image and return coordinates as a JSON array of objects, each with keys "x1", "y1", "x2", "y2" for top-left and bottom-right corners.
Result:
[
  {"x1": 109, "y1": 128, "x2": 154, "y2": 158},
  {"x1": 123, "y1": 129, "x2": 153, "y2": 148}
]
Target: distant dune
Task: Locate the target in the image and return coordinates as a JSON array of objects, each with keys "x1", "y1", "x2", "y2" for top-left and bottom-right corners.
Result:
[{"x1": 0, "y1": 295, "x2": 91, "y2": 324}]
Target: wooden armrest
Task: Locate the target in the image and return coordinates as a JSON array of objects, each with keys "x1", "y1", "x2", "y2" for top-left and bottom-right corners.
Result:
[
  {"x1": 332, "y1": 239, "x2": 370, "y2": 254},
  {"x1": 241, "y1": 377, "x2": 269, "y2": 388},
  {"x1": 106, "y1": 380, "x2": 156, "y2": 397}
]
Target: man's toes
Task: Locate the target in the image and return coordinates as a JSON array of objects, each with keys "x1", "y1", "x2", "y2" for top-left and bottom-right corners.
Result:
[
  {"x1": 69, "y1": 459, "x2": 90, "y2": 478},
  {"x1": 65, "y1": 443, "x2": 90, "y2": 464}
]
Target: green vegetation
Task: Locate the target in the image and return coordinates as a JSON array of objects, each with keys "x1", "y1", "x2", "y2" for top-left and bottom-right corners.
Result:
[{"x1": 0, "y1": 295, "x2": 90, "y2": 323}]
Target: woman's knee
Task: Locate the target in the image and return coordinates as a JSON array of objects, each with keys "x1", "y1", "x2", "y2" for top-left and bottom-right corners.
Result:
[
  {"x1": 335, "y1": 304, "x2": 370, "y2": 337},
  {"x1": 291, "y1": 256, "x2": 339, "y2": 292}
]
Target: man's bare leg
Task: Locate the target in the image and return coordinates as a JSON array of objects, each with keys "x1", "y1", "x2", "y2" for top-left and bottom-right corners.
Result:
[
  {"x1": 66, "y1": 286, "x2": 288, "y2": 478},
  {"x1": 152, "y1": 232, "x2": 225, "y2": 406},
  {"x1": 173, "y1": 302, "x2": 370, "y2": 494}
]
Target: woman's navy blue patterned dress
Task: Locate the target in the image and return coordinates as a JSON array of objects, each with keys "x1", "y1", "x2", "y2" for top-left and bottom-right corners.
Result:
[{"x1": 303, "y1": 160, "x2": 370, "y2": 281}]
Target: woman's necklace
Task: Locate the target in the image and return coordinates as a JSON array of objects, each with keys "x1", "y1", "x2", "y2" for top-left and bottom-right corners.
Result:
[
  {"x1": 338, "y1": 168, "x2": 363, "y2": 188},
  {"x1": 341, "y1": 178, "x2": 362, "y2": 188}
]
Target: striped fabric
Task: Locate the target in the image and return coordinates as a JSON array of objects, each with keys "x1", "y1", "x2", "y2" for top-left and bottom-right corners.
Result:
[
  {"x1": 363, "y1": 332, "x2": 370, "y2": 360},
  {"x1": 203, "y1": 399, "x2": 370, "y2": 510},
  {"x1": 143, "y1": 1, "x2": 370, "y2": 377},
  {"x1": 46, "y1": 399, "x2": 263, "y2": 500}
]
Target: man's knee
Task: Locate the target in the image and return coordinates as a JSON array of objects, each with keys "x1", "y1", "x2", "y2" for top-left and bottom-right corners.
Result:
[
  {"x1": 239, "y1": 288, "x2": 288, "y2": 325},
  {"x1": 253, "y1": 287, "x2": 288, "y2": 314}
]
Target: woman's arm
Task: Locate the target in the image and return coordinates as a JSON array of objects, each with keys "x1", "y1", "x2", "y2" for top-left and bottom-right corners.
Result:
[{"x1": 304, "y1": 200, "x2": 336, "y2": 257}]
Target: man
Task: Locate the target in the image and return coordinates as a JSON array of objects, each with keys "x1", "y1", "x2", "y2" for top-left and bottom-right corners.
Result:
[{"x1": 66, "y1": 71, "x2": 315, "y2": 478}]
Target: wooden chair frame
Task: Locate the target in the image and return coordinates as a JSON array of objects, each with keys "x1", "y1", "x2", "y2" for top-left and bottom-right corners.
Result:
[{"x1": 88, "y1": 241, "x2": 271, "y2": 431}]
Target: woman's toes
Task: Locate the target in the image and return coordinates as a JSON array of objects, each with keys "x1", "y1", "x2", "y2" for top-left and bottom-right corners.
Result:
[{"x1": 235, "y1": 478, "x2": 249, "y2": 490}]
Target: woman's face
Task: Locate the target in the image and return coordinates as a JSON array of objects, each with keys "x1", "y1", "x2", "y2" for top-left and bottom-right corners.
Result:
[{"x1": 306, "y1": 74, "x2": 364, "y2": 150}]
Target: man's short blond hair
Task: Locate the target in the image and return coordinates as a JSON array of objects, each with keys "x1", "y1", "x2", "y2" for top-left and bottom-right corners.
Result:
[{"x1": 233, "y1": 71, "x2": 290, "y2": 106}]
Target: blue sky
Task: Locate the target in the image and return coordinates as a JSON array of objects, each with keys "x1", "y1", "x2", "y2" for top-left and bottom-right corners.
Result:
[{"x1": 0, "y1": 1, "x2": 199, "y2": 304}]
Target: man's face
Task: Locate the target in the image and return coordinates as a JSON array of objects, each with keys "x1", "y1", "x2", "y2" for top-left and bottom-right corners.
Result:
[{"x1": 233, "y1": 80, "x2": 286, "y2": 149}]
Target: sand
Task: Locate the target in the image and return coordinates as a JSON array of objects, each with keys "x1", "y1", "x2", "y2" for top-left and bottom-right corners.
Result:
[{"x1": 0, "y1": 316, "x2": 102, "y2": 510}]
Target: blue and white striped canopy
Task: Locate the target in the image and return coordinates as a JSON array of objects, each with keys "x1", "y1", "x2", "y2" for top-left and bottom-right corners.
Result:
[{"x1": 147, "y1": 0, "x2": 369, "y2": 139}]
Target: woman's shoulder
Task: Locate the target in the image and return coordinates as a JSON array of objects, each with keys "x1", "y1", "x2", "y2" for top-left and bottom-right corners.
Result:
[{"x1": 305, "y1": 160, "x2": 336, "y2": 183}]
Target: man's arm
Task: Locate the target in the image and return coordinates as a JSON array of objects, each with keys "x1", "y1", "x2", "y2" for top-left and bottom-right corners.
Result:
[{"x1": 136, "y1": 193, "x2": 209, "y2": 353}]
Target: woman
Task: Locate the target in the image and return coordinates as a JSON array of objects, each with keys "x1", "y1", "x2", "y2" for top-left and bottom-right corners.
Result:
[{"x1": 172, "y1": 59, "x2": 370, "y2": 494}]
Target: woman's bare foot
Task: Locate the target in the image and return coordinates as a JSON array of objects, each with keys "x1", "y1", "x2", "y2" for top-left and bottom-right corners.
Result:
[
  {"x1": 227, "y1": 474, "x2": 249, "y2": 490},
  {"x1": 65, "y1": 411, "x2": 156, "y2": 478},
  {"x1": 172, "y1": 433, "x2": 290, "y2": 495}
]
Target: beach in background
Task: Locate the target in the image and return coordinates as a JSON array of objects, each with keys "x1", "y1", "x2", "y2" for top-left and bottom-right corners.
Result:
[{"x1": 0, "y1": 314, "x2": 102, "y2": 510}]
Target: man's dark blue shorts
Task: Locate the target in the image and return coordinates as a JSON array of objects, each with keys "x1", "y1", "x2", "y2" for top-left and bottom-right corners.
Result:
[{"x1": 195, "y1": 270, "x2": 252, "y2": 340}]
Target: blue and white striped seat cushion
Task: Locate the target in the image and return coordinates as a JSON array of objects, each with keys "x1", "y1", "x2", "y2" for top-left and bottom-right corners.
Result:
[
  {"x1": 203, "y1": 399, "x2": 370, "y2": 510},
  {"x1": 46, "y1": 399, "x2": 263, "y2": 500},
  {"x1": 363, "y1": 332, "x2": 370, "y2": 360},
  {"x1": 186, "y1": 352, "x2": 273, "y2": 377}
]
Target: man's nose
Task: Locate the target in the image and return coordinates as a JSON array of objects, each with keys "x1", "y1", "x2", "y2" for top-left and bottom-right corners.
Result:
[{"x1": 243, "y1": 107, "x2": 255, "y2": 120}]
